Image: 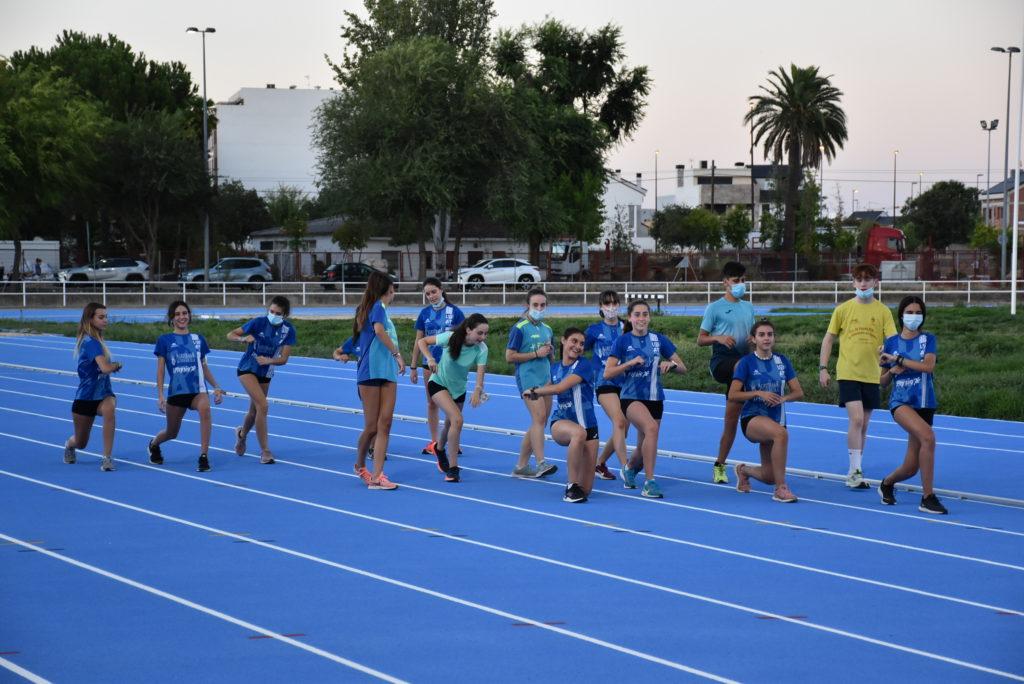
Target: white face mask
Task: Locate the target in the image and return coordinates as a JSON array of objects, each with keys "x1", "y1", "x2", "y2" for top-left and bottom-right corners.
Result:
[
  {"x1": 855, "y1": 287, "x2": 874, "y2": 300},
  {"x1": 530, "y1": 308, "x2": 546, "y2": 322},
  {"x1": 903, "y1": 313, "x2": 923, "y2": 331},
  {"x1": 430, "y1": 298, "x2": 446, "y2": 311},
  {"x1": 267, "y1": 312, "x2": 284, "y2": 326},
  {"x1": 601, "y1": 306, "x2": 620, "y2": 320}
]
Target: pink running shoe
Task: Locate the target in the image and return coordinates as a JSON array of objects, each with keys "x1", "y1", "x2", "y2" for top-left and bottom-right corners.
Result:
[
  {"x1": 594, "y1": 463, "x2": 617, "y2": 480},
  {"x1": 368, "y1": 472, "x2": 398, "y2": 490},
  {"x1": 773, "y1": 484, "x2": 798, "y2": 503},
  {"x1": 734, "y1": 463, "x2": 751, "y2": 493},
  {"x1": 354, "y1": 465, "x2": 373, "y2": 485}
]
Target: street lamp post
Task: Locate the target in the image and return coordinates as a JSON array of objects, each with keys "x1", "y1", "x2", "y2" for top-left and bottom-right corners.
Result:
[
  {"x1": 992, "y1": 46, "x2": 1020, "y2": 281},
  {"x1": 852, "y1": 188, "x2": 858, "y2": 215},
  {"x1": 818, "y1": 144, "x2": 825, "y2": 217},
  {"x1": 981, "y1": 119, "x2": 999, "y2": 226},
  {"x1": 892, "y1": 149, "x2": 900, "y2": 227},
  {"x1": 918, "y1": 172, "x2": 923, "y2": 200},
  {"x1": 654, "y1": 149, "x2": 659, "y2": 214},
  {"x1": 187, "y1": 26, "x2": 216, "y2": 282}
]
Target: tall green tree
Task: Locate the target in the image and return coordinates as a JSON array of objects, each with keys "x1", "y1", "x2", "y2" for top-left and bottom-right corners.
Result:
[
  {"x1": 210, "y1": 180, "x2": 272, "y2": 250},
  {"x1": 902, "y1": 181, "x2": 980, "y2": 249},
  {"x1": 651, "y1": 205, "x2": 722, "y2": 251},
  {"x1": 721, "y1": 206, "x2": 753, "y2": 255},
  {"x1": 0, "y1": 62, "x2": 107, "y2": 278},
  {"x1": 744, "y1": 65, "x2": 847, "y2": 264}
]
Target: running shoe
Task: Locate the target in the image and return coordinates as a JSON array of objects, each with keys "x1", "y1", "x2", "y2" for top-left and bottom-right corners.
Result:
[
  {"x1": 260, "y1": 451, "x2": 275, "y2": 465},
  {"x1": 734, "y1": 463, "x2": 751, "y2": 493},
  {"x1": 422, "y1": 441, "x2": 437, "y2": 456},
  {"x1": 234, "y1": 426, "x2": 247, "y2": 456},
  {"x1": 148, "y1": 440, "x2": 163, "y2": 465},
  {"x1": 368, "y1": 473, "x2": 398, "y2": 490},
  {"x1": 878, "y1": 481, "x2": 896, "y2": 505},
  {"x1": 845, "y1": 469, "x2": 870, "y2": 489},
  {"x1": 512, "y1": 464, "x2": 538, "y2": 478},
  {"x1": 621, "y1": 465, "x2": 638, "y2": 489},
  {"x1": 445, "y1": 466, "x2": 460, "y2": 483},
  {"x1": 100, "y1": 456, "x2": 115, "y2": 472},
  {"x1": 772, "y1": 484, "x2": 798, "y2": 503},
  {"x1": 919, "y1": 494, "x2": 948, "y2": 515},
  {"x1": 563, "y1": 483, "x2": 587, "y2": 503},
  {"x1": 713, "y1": 462, "x2": 729, "y2": 484},
  {"x1": 641, "y1": 479, "x2": 664, "y2": 499},
  {"x1": 435, "y1": 447, "x2": 450, "y2": 473},
  {"x1": 534, "y1": 461, "x2": 558, "y2": 478},
  {"x1": 354, "y1": 465, "x2": 373, "y2": 485},
  {"x1": 197, "y1": 454, "x2": 211, "y2": 472},
  {"x1": 595, "y1": 463, "x2": 617, "y2": 480},
  {"x1": 63, "y1": 441, "x2": 76, "y2": 464}
]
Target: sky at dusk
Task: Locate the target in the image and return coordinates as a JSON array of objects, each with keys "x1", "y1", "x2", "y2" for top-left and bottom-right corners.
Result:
[{"x1": 3, "y1": 0, "x2": 1023, "y2": 216}]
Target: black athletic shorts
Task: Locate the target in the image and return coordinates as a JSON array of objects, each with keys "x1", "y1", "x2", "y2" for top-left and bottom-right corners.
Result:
[
  {"x1": 711, "y1": 356, "x2": 742, "y2": 395},
  {"x1": 596, "y1": 385, "x2": 621, "y2": 396},
  {"x1": 427, "y1": 380, "x2": 465, "y2": 405},
  {"x1": 838, "y1": 380, "x2": 881, "y2": 410},
  {"x1": 740, "y1": 414, "x2": 785, "y2": 440},
  {"x1": 167, "y1": 393, "x2": 199, "y2": 409},
  {"x1": 236, "y1": 370, "x2": 271, "y2": 384},
  {"x1": 620, "y1": 398, "x2": 664, "y2": 421},
  {"x1": 891, "y1": 405, "x2": 935, "y2": 426},
  {"x1": 72, "y1": 397, "x2": 112, "y2": 417},
  {"x1": 357, "y1": 378, "x2": 390, "y2": 388}
]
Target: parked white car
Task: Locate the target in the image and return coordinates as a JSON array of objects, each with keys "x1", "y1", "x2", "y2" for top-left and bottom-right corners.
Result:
[
  {"x1": 180, "y1": 257, "x2": 273, "y2": 283},
  {"x1": 456, "y1": 258, "x2": 542, "y2": 289},
  {"x1": 57, "y1": 258, "x2": 150, "y2": 282}
]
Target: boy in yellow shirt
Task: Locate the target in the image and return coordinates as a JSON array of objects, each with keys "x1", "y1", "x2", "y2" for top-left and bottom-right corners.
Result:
[{"x1": 818, "y1": 263, "x2": 897, "y2": 488}]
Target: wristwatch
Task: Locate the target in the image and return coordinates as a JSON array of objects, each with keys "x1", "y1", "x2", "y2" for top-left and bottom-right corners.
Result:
[{"x1": 818, "y1": 364, "x2": 828, "y2": 371}]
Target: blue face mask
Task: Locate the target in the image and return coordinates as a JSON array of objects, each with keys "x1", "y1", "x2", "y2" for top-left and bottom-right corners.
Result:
[
  {"x1": 903, "y1": 313, "x2": 923, "y2": 331},
  {"x1": 530, "y1": 308, "x2": 546, "y2": 322},
  {"x1": 267, "y1": 312, "x2": 284, "y2": 326},
  {"x1": 855, "y1": 287, "x2": 874, "y2": 300},
  {"x1": 730, "y1": 283, "x2": 747, "y2": 298}
]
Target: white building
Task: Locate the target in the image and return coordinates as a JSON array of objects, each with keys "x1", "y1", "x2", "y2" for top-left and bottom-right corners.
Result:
[{"x1": 212, "y1": 86, "x2": 338, "y2": 195}]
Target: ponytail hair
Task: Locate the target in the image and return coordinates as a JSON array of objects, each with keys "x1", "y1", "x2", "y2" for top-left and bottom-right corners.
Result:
[
  {"x1": 449, "y1": 313, "x2": 488, "y2": 359},
  {"x1": 353, "y1": 271, "x2": 394, "y2": 339},
  {"x1": 74, "y1": 302, "x2": 111, "y2": 360},
  {"x1": 621, "y1": 300, "x2": 650, "y2": 334}
]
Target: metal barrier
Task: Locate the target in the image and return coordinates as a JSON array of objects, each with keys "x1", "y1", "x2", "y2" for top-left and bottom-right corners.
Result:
[{"x1": 0, "y1": 278, "x2": 1018, "y2": 309}]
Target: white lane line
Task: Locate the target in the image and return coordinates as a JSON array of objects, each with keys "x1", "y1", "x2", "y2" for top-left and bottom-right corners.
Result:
[
  {"x1": 2, "y1": 431, "x2": 1022, "y2": 620},
  {"x1": 7, "y1": 336, "x2": 1024, "y2": 439},
  {"x1": 0, "y1": 472, "x2": 737, "y2": 683},
  {"x1": 0, "y1": 656, "x2": 50, "y2": 684},
  {"x1": 0, "y1": 532, "x2": 406, "y2": 683},
  {"x1": 1, "y1": 397, "x2": 1023, "y2": 572}
]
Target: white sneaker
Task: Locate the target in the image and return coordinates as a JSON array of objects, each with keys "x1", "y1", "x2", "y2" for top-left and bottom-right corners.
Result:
[
  {"x1": 100, "y1": 457, "x2": 115, "y2": 472},
  {"x1": 845, "y1": 469, "x2": 869, "y2": 489}
]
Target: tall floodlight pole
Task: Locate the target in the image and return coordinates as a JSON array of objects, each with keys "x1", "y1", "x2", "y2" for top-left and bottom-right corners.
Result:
[
  {"x1": 982, "y1": 119, "x2": 999, "y2": 225},
  {"x1": 851, "y1": 188, "x2": 858, "y2": 215},
  {"x1": 654, "y1": 150, "x2": 659, "y2": 213},
  {"x1": 992, "y1": 46, "x2": 1020, "y2": 281},
  {"x1": 1012, "y1": 17, "x2": 1024, "y2": 315},
  {"x1": 187, "y1": 26, "x2": 216, "y2": 281},
  {"x1": 892, "y1": 149, "x2": 900, "y2": 227}
]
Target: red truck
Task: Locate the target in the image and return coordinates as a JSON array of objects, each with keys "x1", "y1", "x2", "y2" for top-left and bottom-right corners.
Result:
[{"x1": 863, "y1": 224, "x2": 906, "y2": 267}]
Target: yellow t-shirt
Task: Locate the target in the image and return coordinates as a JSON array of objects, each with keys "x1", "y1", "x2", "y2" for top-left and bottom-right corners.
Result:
[{"x1": 827, "y1": 298, "x2": 897, "y2": 383}]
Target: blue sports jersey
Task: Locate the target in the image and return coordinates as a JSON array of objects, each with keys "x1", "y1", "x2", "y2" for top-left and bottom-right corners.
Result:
[
  {"x1": 75, "y1": 335, "x2": 114, "y2": 401},
  {"x1": 415, "y1": 303, "x2": 465, "y2": 365},
  {"x1": 700, "y1": 296, "x2": 755, "y2": 373},
  {"x1": 584, "y1": 320, "x2": 625, "y2": 388},
  {"x1": 609, "y1": 332, "x2": 677, "y2": 401},
  {"x1": 154, "y1": 333, "x2": 211, "y2": 397},
  {"x1": 507, "y1": 317, "x2": 553, "y2": 393},
  {"x1": 237, "y1": 316, "x2": 296, "y2": 379},
  {"x1": 732, "y1": 352, "x2": 797, "y2": 425},
  {"x1": 884, "y1": 333, "x2": 938, "y2": 410},
  {"x1": 356, "y1": 301, "x2": 399, "y2": 382},
  {"x1": 549, "y1": 357, "x2": 598, "y2": 428}
]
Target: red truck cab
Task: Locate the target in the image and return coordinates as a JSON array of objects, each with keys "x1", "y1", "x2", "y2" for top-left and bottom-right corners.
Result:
[{"x1": 864, "y1": 225, "x2": 905, "y2": 267}]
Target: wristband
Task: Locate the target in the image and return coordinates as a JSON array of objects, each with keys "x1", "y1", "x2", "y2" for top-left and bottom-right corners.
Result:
[{"x1": 818, "y1": 365, "x2": 828, "y2": 371}]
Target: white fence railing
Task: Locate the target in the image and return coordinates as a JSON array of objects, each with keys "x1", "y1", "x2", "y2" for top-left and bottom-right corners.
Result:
[{"x1": 0, "y1": 279, "x2": 1018, "y2": 309}]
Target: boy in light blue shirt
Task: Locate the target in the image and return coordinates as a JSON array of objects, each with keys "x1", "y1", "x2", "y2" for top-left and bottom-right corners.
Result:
[{"x1": 697, "y1": 261, "x2": 755, "y2": 484}]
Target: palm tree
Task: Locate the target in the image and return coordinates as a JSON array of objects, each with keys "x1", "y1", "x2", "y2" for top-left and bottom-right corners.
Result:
[{"x1": 745, "y1": 65, "x2": 847, "y2": 270}]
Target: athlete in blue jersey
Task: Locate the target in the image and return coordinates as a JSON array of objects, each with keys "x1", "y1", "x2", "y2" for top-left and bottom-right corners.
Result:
[
  {"x1": 584, "y1": 289, "x2": 629, "y2": 481},
  {"x1": 410, "y1": 277, "x2": 465, "y2": 455},
  {"x1": 698, "y1": 261, "x2": 755, "y2": 485},
  {"x1": 604, "y1": 301, "x2": 687, "y2": 499},
  {"x1": 877, "y1": 296, "x2": 947, "y2": 514},
  {"x1": 351, "y1": 271, "x2": 404, "y2": 490},
  {"x1": 333, "y1": 336, "x2": 361, "y2": 363},
  {"x1": 728, "y1": 320, "x2": 802, "y2": 503},
  {"x1": 64, "y1": 303, "x2": 123, "y2": 472},
  {"x1": 227, "y1": 296, "x2": 296, "y2": 465},
  {"x1": 505, "y1": 288, "x2": 558, "y2": 479},
  {"x1": 525, "y1": 328, "x2": 599, "y2": 503},
  {"x1": 149, "y1": 300, "x2": 224, "y2": 472}
]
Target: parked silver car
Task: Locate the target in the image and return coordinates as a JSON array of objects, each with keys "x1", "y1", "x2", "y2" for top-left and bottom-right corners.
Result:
[
  {"x1": 456, "y1": 258, "x2": 541, "y2": 290},
  {"x1": 57, "y1": 257, "x2": 150, "y2": 282},
  {"x1": 180, "y1": 257, "x2": 273, "y2": 283}
]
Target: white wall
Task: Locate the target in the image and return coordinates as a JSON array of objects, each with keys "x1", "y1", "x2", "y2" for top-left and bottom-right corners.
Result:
[{"x1": 214, "y1": 87, "x2": 338, "y2": 196}]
